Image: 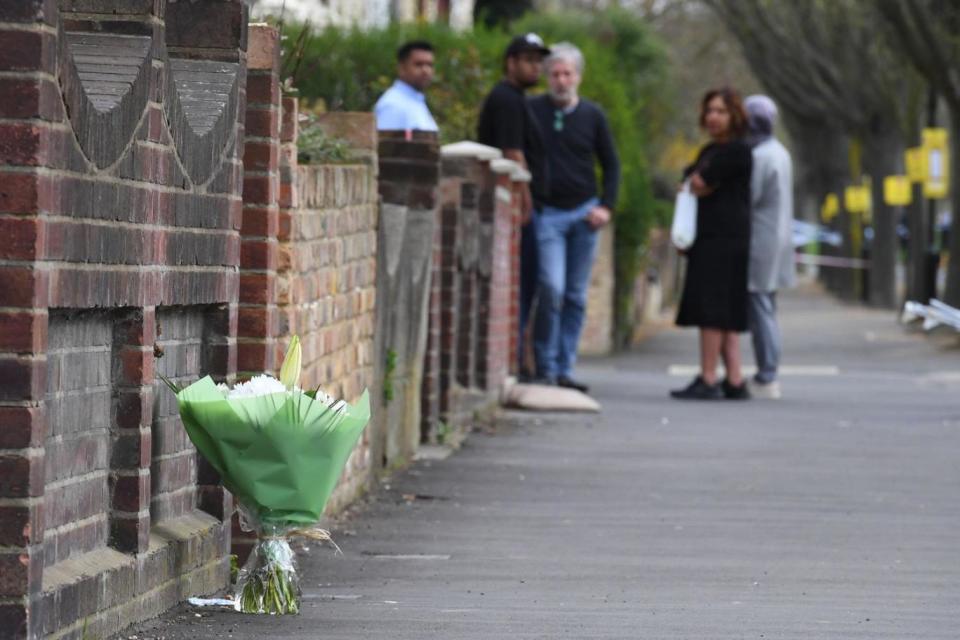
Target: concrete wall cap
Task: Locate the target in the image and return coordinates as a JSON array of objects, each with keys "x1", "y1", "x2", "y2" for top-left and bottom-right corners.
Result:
[
  {"x1": 489, "y1": 158, "x2": 518, "y2": 174},
  {"x1": 492, "y1": 158, "x2": 532, "y2": 181},
  {"x1": 512, "y1": 167, "x2": 532, "y2": 182},
  {"x1": 441, "y1": 141, "x2": 503, "y2": 161}
]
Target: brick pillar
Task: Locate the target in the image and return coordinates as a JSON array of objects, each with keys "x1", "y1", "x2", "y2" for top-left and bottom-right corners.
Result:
[
  {"x1": 376, "y1": 131, "x2": 439, "y2": 465},
  {"x1": 274, "y1": 95, "x2": 299, "y2": 368},
  {"x1": 477, "y1": 158, "x2": 520, "y2": 391},
  {"x1": 435, "y1": 171, "x2": 462, "y2": 437},
  {"x1": 238, "y1": 24, "x2": 281, "y2": 379},
  {"x1": 109, "y1": 311, "x2": 155, "y2": 554},
  {"x1": 196, "y1": 305, "x2": 236, "y2": 522},
  {"x1": 435, "y1": 142, "x2": 502, "y2": 429},
  {"x1": 420, "y1": 193, "x2": 444, "y2": 441},
  {"x1": 508, "y1": 167, "x2": 529, "y2": 376},
  {"x1": 0, "y1": 2, "x2": 56, "y2": 636}
]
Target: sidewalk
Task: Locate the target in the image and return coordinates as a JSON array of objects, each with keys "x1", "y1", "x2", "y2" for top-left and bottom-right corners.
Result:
[{"x1": 124, "y1": 287, "x2": 960, "y2": 639}]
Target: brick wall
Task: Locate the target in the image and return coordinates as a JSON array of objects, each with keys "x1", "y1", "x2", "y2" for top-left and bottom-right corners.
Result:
[
  {"x1": 277, "y1": 109, "x2": 378, "y2": 513},
  {"x1": 0, "y1": 1, "x2": 247, "y2": 637},
  {"x1": 229, "y1": 29, "x2": 379, "y2": 561},
  {"x1": 419, "y1": 142, "x2": 523, "y2": 442}
]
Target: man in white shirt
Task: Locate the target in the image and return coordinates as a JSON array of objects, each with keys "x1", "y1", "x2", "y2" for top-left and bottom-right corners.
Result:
[
  {"x1": 375, "y1": 41, "x2": 439, "y2": 132},
  {"x1": 745, "y1": 94, "x2": 795, "y2": 399}
]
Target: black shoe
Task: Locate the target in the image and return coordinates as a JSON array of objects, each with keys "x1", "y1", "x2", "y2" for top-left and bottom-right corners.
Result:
[
  {"x1": 722, "y1": 379, "x2": 751, "y2": 400},
  {"x1": 557, "y1": 376, "x2": 589, "y2": 394},
  {"x1": 670, "y1": 376, "x2": 723, "y2": 400},
  {"x1": 528, "y1": 376, "x2": 556, "y2": 386},
  {"x1": 518, "y1": 368, "x2": 535, "y2": 383}
]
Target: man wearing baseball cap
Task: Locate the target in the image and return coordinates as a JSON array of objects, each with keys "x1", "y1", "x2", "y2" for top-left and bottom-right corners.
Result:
[{"x1": 477, "y1": 33, "x2": 551, "y2": 381}]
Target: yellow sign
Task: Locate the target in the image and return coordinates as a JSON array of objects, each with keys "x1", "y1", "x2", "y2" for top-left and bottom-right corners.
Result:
[
  {"x1": 921, "y1": 127, "x2": 949, "y2": 199},
  {"x1": 821, "y1": 193, "x2": 839, "y2": 222},
  {"x1": 922, "y1": 128, "x2": 948, "y2": 147},
  {"x1": 883, "y1": 176, "x2": 912, "y2": 206},
  {"x1": 905, "y1": 147, "x2": 925, "y2": 183},
  {"x1": 844, "y1": 185, "x2": 870, "y2": 214}
]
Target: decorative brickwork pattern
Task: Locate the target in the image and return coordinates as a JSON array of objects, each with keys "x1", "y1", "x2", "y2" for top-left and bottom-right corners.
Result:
[{"x1": 0, "y1": 1, "x2": 247, "y2": 637}]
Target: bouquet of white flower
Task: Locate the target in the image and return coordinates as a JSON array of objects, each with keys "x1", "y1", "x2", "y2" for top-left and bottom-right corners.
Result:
[{"x1": 162, "y1": 337, "x2": 370, "y2": 614}]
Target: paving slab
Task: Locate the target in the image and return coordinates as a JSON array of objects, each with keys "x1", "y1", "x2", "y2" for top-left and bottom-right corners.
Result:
[{"x1": 122, "y1": 288, "x2": 960, "y2": 639}]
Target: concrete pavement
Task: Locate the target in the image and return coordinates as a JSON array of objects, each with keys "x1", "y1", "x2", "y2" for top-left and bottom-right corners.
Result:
[{"x1": 123, "y1": 287, "x2": 960, "y2": 639}]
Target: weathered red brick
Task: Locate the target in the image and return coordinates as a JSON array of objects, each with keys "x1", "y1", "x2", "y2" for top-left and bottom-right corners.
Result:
[
  {"x1": 0, "y1": 603, "x2": 27, "y2": 639},
  {"x1": 110, "y1": 473, "x2": 149, "y2": 512},
  {"x1": 280, "y1": 97, "x2": 298, "y2": 143},
  {"x1": 0, "y1": 173, "x2": 39, "y2": 214},
  {"x1": 114, "y1": 390, "x2": 151, "y2": 431},
  {"x1": 0, "y1": 311, "x2": 45, "y2": 354},
  {"x1": 147, "y1": 106, "x2": 164, "y2": 143},
  {"x1": 236, "y1": 340, "x2": 271, "y2": 373},
  {"x1": 0, "y1": 217, "x2": 42, "y2": 261},
  {"x1": 0, "y1": 552, "x2": 30, "y2": 597},
  {"x1": 116, "y1": 348, "x2": 154, "y2": 385},
  {"x1": 240, "y1": 238, "x2": 277, "y2": 270},
  {"x1": 0, "y1": 453, "x2": 43, "y2": 498},
  {"x1": 0, "y1": 30, "x2": 53, "y2": 72},
  {"x1": 242, "y1": 140, "x2": 278, "y2": 172},
  {"x1": 245, "y1": 108, "x2": 279, "y2": 139},
  {"x1": 0, "y1": 0, "x2": 55, "y2": 23},
  {"x1": 0, "y1": 123, "x2": 44, "y2": 166},
  {"x1": 109, "y1": 513, "x2": 149, "y2": 553},
  {"x1": 165, "y1": 0, "x2": 247, "y2": 50},
  {"x1": 238, "y1": 272, "x2": 273, "y2": 305},
  {"x1": 245, "y1": 73, "x2": 278, "y2": 106},
  {"x1": 0, "y1": 357, "x2": 44, "y2": 402},
  {"x1": 0, "y1": 406, "x2": 43, "y2": 449},
  {"x1": 242, "y1": 174, "x2": 276, "y2": 205},
  {"x1": 237, "y1": 306, "x2": 273, "y2": 338},
  {"x1": 0, "y1": 505, "x2": 40, "y2": 547}
]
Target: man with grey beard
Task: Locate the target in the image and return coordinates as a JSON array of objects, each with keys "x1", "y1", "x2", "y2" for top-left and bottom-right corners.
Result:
[{"x1": 526, "y1": 42, "x2": 620, "y2": 393}]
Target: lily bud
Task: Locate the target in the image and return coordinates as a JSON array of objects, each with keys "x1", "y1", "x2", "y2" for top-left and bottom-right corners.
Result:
[{"x1": 279, "y1": 336, "x2": 302, "y2": 391}]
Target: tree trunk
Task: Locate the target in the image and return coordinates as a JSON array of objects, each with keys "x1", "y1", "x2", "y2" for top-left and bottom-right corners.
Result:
[
  {"x1": 863, "y1": 126, "x2": 904, "y2": 308},
  {"x1": 905, "y1": 181, "x2": 930, "y2": 302},
  {"x1": 943, "y1": 104, "x2": 960, "y2": 306}
]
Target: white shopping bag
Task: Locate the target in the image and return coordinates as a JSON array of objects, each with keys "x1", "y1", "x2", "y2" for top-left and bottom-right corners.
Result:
[{"x1": 671, "y1": 181, "x2": 697, "y2": 250}]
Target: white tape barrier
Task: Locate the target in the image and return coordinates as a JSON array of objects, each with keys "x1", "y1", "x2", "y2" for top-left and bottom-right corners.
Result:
[
  {"x1": 795, "y1": 253, "x2": 870, "y2": 269},
  {"x1": 668, "y1": 365, "x2": 840, "y2": 377}
]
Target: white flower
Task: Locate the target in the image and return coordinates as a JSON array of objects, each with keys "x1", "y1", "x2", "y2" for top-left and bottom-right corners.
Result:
[
  {"x1": 221, "y1": 374, "x2": 288, "y2": 399},
  {"x1": 216, "y1": 375, "x2": 339, "y2": 407}
]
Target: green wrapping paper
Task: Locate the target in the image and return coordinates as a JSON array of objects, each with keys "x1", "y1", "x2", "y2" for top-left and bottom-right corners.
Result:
[
  {"x1": 170, "y1": 374, "x2": 370, "y2": 614},
  {"x1": 176, "y1": 377, "x2": 370, "y2": 527}
]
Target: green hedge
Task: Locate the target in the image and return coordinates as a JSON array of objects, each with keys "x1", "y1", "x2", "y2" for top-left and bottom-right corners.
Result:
[{"x1": 286, "y1": 9, "x2": 669, "y2": 347}]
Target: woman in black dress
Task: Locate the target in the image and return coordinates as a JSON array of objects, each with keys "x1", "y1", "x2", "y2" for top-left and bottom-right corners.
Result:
[{"x1": 672, "y1": 88, "x2": 753, "y2": 400}]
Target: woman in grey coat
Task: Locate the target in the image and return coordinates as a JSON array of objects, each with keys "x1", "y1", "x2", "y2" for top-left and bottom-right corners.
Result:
[{"x1": 744, "y1": 95, "x2": 795, "y2": 399}]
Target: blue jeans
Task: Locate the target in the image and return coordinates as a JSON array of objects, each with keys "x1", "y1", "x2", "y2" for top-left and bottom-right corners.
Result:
[
  {"x1": 532, "y1": 198, "x2": 600, "y2": 379},
  {"x1": 748, "y1": 291, "x2": 781, "y2": 383}
]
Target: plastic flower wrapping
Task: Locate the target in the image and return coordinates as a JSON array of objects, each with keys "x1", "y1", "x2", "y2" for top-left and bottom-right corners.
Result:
[{"x1": 163, "y1": 337, "x2": 370, "y2": 614}]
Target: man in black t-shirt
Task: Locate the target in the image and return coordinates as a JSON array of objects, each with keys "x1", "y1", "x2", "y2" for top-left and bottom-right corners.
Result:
[
  {"x1": 526, "y1": 42, "x2": 620, "y2": 393},
  {"x1": 477, "y1": 33, "x2": 550, "y2": 380}
]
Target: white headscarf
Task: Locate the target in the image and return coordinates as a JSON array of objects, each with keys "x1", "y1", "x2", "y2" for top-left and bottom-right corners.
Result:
[{"x1": 745, "y1": 94, "x2": 778, "y2": 147}]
